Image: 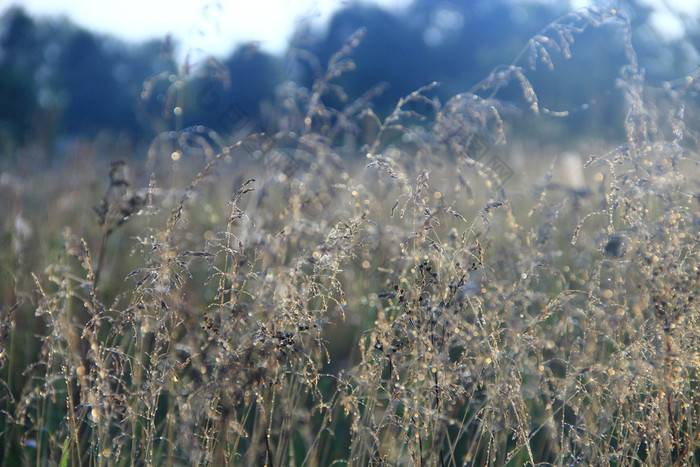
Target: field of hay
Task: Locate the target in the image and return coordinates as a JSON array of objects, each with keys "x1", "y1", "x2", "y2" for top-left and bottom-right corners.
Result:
[{"x1": 1, "y1": 6, "x2": 698, "y2": 466}]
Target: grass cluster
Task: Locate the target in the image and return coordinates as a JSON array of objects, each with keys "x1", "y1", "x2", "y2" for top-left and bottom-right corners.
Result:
[{"x1": 1, "y1": 6, "x2": 699, "y2": 466}]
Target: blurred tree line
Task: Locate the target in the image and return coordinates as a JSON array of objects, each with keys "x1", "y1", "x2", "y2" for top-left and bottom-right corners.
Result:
[{"x1": 0, "y1": 0, "x2": 697, "y2": 158}]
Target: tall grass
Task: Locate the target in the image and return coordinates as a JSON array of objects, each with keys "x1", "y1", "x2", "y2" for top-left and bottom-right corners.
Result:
[{"x1": 1, "y1": 6, "x2": 698, "y2": 466}]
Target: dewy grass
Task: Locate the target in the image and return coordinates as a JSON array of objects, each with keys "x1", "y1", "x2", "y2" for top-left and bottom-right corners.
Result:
[{"x1": 1, "y1": 6, "x2": 699, "y2": 466}]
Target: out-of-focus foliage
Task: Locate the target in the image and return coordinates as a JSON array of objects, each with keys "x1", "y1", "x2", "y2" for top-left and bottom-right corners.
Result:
[
  {"x1": 0, "y1": 6, "x2": 168, "y2": 152},
  {"x1": 0, "y1": 7, "x2": 38, "y2": 153},
  {"x1": 0, "y1": 0, "x2": 698, "y2": 157}
]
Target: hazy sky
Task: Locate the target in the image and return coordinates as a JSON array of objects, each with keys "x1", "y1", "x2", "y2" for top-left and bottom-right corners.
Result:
[
  {"x1": 4, "y1": 0, "x2": 699, "y2": 59},
  {"x1": 4, "y1": 0, "x2": 412, "y2": 58}
]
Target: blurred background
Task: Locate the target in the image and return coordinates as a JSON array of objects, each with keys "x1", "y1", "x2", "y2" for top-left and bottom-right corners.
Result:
[{"x1": 1, "y1": 0, "x2": 699, "y2": 162}]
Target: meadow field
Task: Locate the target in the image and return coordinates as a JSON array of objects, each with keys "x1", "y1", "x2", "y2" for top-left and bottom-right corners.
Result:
[{"x1": 0, "y1": 6, "x2": 698, "y2": 466}]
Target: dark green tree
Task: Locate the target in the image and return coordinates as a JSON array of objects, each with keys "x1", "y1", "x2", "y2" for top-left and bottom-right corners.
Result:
[{"x1": 0, "y1": 7, "x2": 39, "y2": 151}]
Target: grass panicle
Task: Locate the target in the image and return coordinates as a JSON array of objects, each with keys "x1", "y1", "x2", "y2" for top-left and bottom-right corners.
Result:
[{"x1": 0, "y1": 6, "x2": 698, "y2": 466}]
